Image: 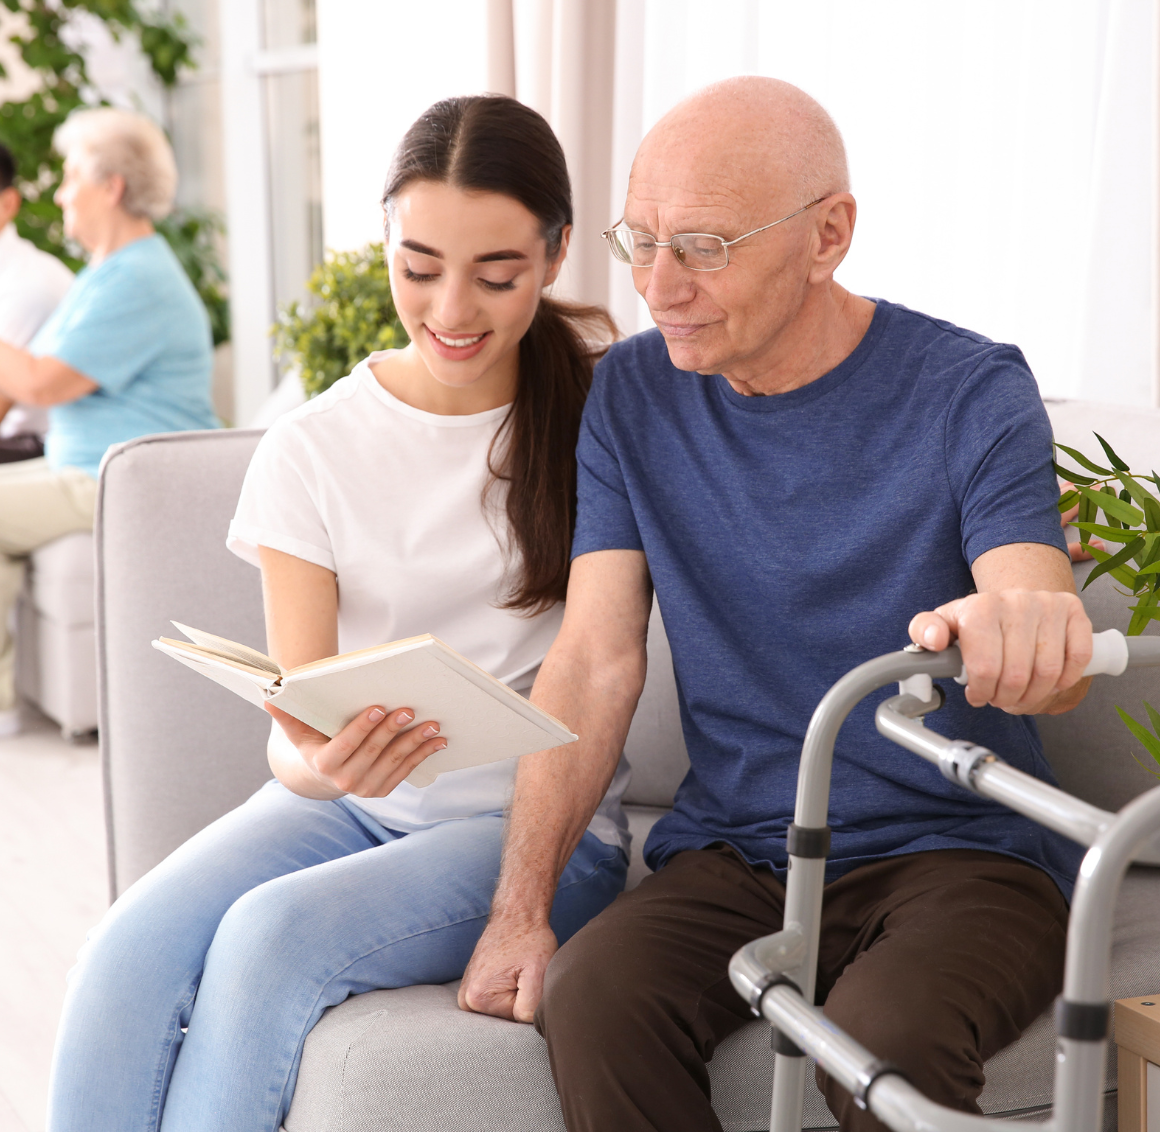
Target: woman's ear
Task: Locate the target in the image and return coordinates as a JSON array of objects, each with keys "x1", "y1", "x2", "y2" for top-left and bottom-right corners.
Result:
[
  {"x1": 105, "y1": 173, "x2": 127, "y2": 209},
  {"x1": 542, "y1": 224, "x2": 572, "y2": 287}
]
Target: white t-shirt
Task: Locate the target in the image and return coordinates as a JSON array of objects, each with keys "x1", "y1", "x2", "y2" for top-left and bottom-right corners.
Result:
[
  {"x1": 228, "y1": 354, "x2": 629, "y2": 849},
  {"x1": 0, "y1": 222, "x2": 74, "y2": 436}
]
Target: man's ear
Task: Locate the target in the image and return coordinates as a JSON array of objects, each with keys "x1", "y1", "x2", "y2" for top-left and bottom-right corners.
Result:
[
  {"x1": 542, "y1": 224, "x2": 572, "y2": 287},
  {"x1": 807, "y1": 194, "x2": 856, "y2": 284}
]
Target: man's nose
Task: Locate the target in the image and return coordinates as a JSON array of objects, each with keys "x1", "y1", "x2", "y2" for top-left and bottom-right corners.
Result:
[{"x1": 639, "y1": 247, "x2": 698, "y2": 311}]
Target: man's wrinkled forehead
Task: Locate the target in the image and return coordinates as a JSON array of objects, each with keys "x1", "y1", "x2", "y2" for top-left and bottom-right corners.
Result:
[{"x1": 624, "y1": 154, "x2": 787, "y2": 238}]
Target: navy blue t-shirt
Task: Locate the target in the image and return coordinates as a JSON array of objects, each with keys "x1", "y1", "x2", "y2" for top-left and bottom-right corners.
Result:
[{"x1": 572, "y1": 300, "x2": 1084, "y2": 898}]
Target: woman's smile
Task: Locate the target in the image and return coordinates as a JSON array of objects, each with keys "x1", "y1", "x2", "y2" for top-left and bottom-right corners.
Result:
[{"x1": 424, "y1": 325, "x2": 492, "y2": 360}]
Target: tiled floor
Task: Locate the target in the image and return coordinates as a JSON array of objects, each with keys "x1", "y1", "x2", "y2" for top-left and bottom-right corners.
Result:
[{"x1": 0, "y1": 706, "x2": 105, "y2": 1132}]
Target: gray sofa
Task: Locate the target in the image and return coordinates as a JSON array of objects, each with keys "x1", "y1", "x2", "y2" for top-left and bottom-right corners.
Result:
[{"x1": 96, "y1": 422, "x2": 1160, "y2": 1132}]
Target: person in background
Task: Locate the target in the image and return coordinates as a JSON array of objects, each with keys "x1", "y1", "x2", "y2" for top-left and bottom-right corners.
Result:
[
  {"x1": 0, "y1": 108, "x2": 217, "y2": 736},
  {"x1": 0, "y1": 142, "x2": 75, "y2": 459}
]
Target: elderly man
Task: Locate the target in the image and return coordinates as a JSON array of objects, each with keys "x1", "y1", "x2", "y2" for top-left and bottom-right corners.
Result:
[
  {"x1": 459, "y1": 77, "x2": 1092, "y2": 1132},
  {"x1": 0, "y1": 109, "x2": 217, "y2": 734}
]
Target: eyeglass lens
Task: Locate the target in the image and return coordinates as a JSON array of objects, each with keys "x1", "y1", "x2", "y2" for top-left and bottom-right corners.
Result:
[{"x1": 609, "y1": 228, "x2": 728, "y2": 270}]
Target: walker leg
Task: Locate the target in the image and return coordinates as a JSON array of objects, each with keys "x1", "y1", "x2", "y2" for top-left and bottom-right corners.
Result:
[{"x1": 769, "y1": 1052, "x2": 808, "y2": 1132}]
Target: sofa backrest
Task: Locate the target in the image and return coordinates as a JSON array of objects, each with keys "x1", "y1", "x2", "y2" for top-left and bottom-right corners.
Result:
[
  {"x1": 1037, "y1": 562, "x2": 1160, "y2": 811},
  {"x1": 98, "y1": 430, "x2": 270, "y2": 897},
  {"x1": 96, "y1": 422, "x2": 1158, "y2": 899}
]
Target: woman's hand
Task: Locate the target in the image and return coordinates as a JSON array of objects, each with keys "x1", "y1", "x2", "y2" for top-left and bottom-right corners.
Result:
[
  {"x1": 1059, "y1": 481, "x2": 1104, "y2": 563},
  {"x1": 266, "y1": 703, "x2": 446, "y2": 800}
]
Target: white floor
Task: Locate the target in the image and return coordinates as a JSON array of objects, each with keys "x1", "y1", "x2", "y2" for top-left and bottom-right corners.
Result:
[{"x1": 0, "y1": 706, "x2": 105, "y2": 1132}]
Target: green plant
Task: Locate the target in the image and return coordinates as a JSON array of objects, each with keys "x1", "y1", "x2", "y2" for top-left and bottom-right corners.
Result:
[
  {"x1": 274, "y1": 244, "x2": 409, "y2": 398},
  {"x1": 0, "y1": 0, "x2": 196, "y2": 264},
  {"x1": 1055, "y1": 433, "x2": 1160, "y2": 776},
  {"x1": 155, "y1": 209, "x2": 228, "y2": 346}
]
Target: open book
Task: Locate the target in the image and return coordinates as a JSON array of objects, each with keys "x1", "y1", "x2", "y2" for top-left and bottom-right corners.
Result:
[{"x1": 152, "y1": 623, "x2": 577, "y2": 788}]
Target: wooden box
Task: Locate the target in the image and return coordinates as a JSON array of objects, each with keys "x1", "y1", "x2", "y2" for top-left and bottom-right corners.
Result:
[{"x1": 1116, "y1": 996, "x2": 1160, "y2": 1132}]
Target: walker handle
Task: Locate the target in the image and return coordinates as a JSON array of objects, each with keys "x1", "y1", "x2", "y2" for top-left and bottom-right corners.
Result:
[{"x1": 954, "y1": 629, "x2": 1160, "y2": 685}]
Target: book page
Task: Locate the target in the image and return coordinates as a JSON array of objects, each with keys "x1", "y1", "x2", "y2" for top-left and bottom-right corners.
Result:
[
  {"x1": 153, "y1": 639, "x2": 278, "y2": 707},
  {"x1": 171, "y1": 621, "x2": 282, "y2": 677}
]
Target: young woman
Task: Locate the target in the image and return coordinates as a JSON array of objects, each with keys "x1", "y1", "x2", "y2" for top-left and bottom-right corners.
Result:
[{"x1": 48, "y1": 95, "x2": 630, "y2": 1132}]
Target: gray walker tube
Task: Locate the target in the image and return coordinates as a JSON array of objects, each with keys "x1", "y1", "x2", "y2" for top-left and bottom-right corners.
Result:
[{"x1": 728, "y1": 630, "x2": 1160, "y2": 1132}]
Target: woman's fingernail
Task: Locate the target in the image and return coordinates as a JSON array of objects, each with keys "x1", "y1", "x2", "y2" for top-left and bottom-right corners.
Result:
[
  {"x1": 922, "y1": 626, "x2": 939, "y2": 647},
  {"x1": 395, "y1": 710, "x2": 414, "y2": 726},
  {"x1": 422, "y1": 724, "x2": 440, "y2": 738},
  {"x1": 434, "y1": 740, "x2": 447, "y2": 751},
  {"x1": 368, "y1": 708, "x2": 386, "y2": 723}
]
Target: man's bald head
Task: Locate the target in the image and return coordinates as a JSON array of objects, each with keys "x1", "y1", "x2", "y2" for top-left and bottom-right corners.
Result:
[
  {"x1": 621, "y1": 76, "x2": 867, "y2": 393},
  {"x1": 632, "y1": 76, "x2": 848, "y2": 211}
]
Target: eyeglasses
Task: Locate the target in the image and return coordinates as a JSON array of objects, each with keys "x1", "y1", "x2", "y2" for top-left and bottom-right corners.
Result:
[{"x1": 602, "y1": 198, "x2": 827, "y2": 272}]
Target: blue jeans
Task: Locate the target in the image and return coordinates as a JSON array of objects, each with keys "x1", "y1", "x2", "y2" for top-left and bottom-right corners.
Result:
[{"x1": 47, "y1": 780, "x2": 627, "y2": 1131}]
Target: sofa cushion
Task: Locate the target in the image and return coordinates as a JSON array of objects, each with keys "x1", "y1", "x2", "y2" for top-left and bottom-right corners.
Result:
[
  {"x1": 27, "y1": 531, "x2": 94, "y2": 627},
  {"x1": 286, "y1": 867, "x2": 1159, "y2": 1131}
]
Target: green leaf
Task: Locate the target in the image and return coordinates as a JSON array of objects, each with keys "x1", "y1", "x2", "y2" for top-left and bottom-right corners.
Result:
[
  {"x1": 1057, "y1": 489, "x2": 1081, "y2": 513},
  {"x1": 1146, "y1": 702, "x2": 1160, "y2": 736},
  {"x1": 1138, "y1": 560, "x2": 1160, "y2": 576},
  {"x1": 1094, "y1": 433, "x2": 1130, "y2": 472},
  {"x1": 1099, "y1": 482, "x2": 1127, "y2": 526},
  {"x1": 1078, "y1": 483, "x2": 1143, "y2": 526},
  {"x1": 1127, "y1": 596, "x2": 1160, "y2": 635},
  {"x1": 1116, "y1": 472, "x2": 1156, "y2": 509},
  {"x1": 1087, "y1": 544, "x2": 1141, "y2": 588},
  {"x1": 1081, "y1": 537, "x2": 1145, "y2": 589},
  {"x1": 1079, "y1": 492, "x2": 1096, "y2": 526},
  {"x1": 1145, "y1": 497, "x2": 1160, "y2": 532},
  {"x1": 1053, "y1": 462, "x2": 1096, "y2": 487},
  {"x1": 1055, "y1": 443, "x2": 1112, "y2": 475},
  {"x1": 1072, "y1": 522, "x2": 1141, "y2": 543},
  {"x1": 1115, "y1": 707, "x2": 1160, "y2": 765}
]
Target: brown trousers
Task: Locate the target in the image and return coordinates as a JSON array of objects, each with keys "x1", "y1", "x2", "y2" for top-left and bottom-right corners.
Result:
[{"x1": 535, "y1": 846, "x2": 1068, "y2": 1132}]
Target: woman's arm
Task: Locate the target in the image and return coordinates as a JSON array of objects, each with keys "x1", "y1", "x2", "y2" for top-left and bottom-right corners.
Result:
[
  {"x1": 0, "y1": 340, "x2": 97, "y2": 405},
  {"x1": 259, "y1": 545, "x2": 449, "y2": 799}
]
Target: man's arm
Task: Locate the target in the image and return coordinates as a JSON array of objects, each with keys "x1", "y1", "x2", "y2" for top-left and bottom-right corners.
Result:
[
  {"x1": 908, "y1": 542, "x2": 1091, "y2": 716},
  {"x1": 458, "y1": 548, "x2": 652, "y2": 1022},
  {"x1": 0, "y1": 340, "x2": 97, "y2": 406}
]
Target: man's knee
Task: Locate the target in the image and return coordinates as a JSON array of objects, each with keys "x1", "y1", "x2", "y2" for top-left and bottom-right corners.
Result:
[{"x1": 821, "y1": 964, "x2": 986, "y2": 1117}]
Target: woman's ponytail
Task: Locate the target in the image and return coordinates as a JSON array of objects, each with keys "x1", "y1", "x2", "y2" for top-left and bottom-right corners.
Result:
[{"x1": 487, "y1": 297, "x2": 617, "y2": 613}]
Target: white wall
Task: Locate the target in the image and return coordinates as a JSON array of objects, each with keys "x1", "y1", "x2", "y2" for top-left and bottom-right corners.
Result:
[{"x1": 314, "y1": 1, "x2": 489, "y2": 253}]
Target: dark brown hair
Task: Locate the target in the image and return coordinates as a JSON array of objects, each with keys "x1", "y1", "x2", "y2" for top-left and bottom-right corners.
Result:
[{"x1": 382, "y1": 95, "x2": 617, "y2": 614}]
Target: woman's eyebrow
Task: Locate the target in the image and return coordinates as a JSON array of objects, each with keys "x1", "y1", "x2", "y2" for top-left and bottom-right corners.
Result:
[
  {"x1": 474, "y1": 249, "x2": 528, "y2": 263},
  {"x1": 400, "y1": 239, "x2": 442, "y2": 257}
]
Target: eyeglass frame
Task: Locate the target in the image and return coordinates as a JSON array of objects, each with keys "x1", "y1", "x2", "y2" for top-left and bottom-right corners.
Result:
[{"x1": 601, "y1": 197, "x2": 828, "y2": 272}]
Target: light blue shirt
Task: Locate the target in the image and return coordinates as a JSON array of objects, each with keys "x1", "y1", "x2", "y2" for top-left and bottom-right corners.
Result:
[{"x1": 30, "y1": 234, "x2": 218, "y2": 477}]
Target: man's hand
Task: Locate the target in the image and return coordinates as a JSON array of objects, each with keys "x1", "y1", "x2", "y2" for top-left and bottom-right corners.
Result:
[
  {"x1": 456, "y1": 550, "x2": 651, "y2": 1024},
  {"x1": 458, "y1": 917, "x2": 558, "y2": 1023},
  {"x1": 907, "y1": 543, "x2": 1092, "y2": 716}
]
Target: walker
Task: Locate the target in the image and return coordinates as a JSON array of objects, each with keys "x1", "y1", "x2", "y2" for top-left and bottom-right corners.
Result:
[{"x1": 729, "y1": 630, "x2": 1160, "y2": 1132}]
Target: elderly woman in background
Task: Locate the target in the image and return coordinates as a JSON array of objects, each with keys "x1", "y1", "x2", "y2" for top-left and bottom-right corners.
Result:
[{"x1": 0, "y1": 107, "x2": 217, "y2": 736}]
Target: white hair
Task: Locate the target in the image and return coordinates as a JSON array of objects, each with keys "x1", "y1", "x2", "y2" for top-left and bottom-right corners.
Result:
[{"x1": 54, "y1": 108, "x2": 177, "y2": 221}]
